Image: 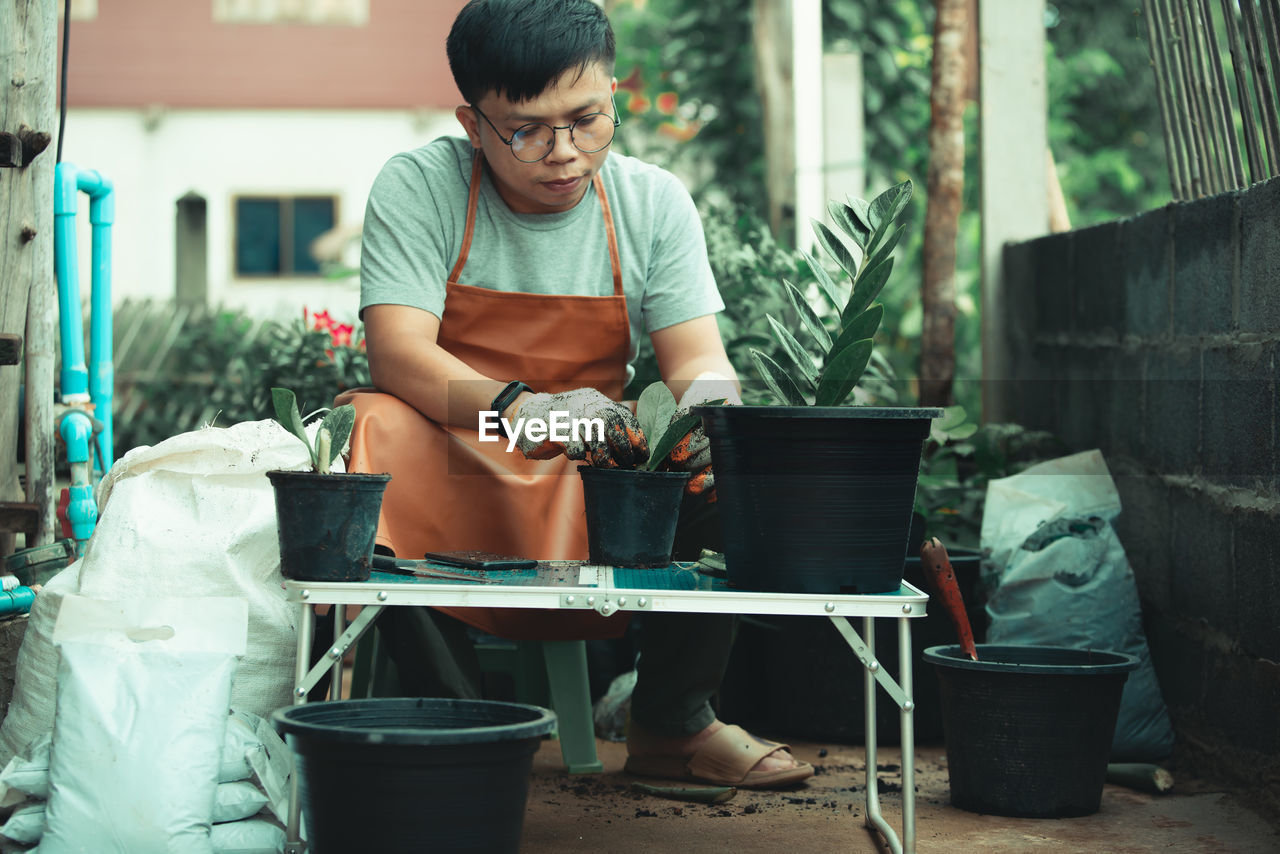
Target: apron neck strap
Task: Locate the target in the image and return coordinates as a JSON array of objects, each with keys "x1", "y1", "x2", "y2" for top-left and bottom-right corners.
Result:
[{"x1": 449, "y1": 150, "x2": 624, "y2": 297}]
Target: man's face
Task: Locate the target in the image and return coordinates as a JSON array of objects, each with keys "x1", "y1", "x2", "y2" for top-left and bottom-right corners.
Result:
[{"x1": 456, "y1": 62, "x2": 617, "y2": 215}]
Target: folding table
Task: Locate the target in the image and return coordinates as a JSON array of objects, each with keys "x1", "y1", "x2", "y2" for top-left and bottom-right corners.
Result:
[{"x1": 283, "y1": 562, "x2": 928, "y2": 854}]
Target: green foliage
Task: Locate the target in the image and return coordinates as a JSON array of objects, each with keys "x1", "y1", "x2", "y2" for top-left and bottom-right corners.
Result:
[
  {"x1": 752, "y1": 180, "x2": 914, "y2": 406},
  {"x1": 1045, "y1": 2, "x2": 1171, "y2": 225},
  {"x1": 270, "y1": 388, "x2": 355, "y2": 474},
  {"x1": 115, "y1": 306, "x2": 369, "y2": 457},
  {"x1": 634, "y1": 381, "x2": 720, "y2": 471},
  {"x1": 915, "y1": 415, "x2": 1068, "y2": 548}
]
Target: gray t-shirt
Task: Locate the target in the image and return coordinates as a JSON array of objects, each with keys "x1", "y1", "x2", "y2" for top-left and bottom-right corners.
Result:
[{"x1": 359, "y1": 136, "x2": 723, "y2": 384}]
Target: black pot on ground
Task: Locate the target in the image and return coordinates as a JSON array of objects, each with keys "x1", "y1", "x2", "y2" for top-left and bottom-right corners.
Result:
[
  {"x1": 692, "y1": 405, "x2": 943, "y2": 593},
  {"x1": 578, "y1": 466, "x2": 689, "y2": 568},
  {"x1": 267, "y1": 470, "x2": 390, "y2": 582},
  {"x1": 274, "y1": 698, "x2": 555, "y2": 854},
  {"x1": 924, "y1": 643, "x2": 1138, "y2": 818}
]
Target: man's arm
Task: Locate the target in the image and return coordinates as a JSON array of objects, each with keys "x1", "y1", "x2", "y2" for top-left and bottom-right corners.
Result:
[
  {"x1": 364, "y1": 304, "x2": 509, "y2": 429},
  {"x1": 650, "y1": 315, "x2": 740, "y2": 404}
]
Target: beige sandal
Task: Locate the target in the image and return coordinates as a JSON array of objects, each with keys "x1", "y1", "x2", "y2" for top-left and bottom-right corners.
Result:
[{"x1": 624, "y1": 724, "x2": 815, "y2": 789}]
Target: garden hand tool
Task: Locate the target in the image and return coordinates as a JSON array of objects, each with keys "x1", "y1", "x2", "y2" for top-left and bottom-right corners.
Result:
[
  {"x1": 371, "y1": 554, "x2": 500, "y2": 583},
  {"x1": 919, "y1": 537, "x2": 978, "y2": 660},
  {"x1": 510, "y1": 387, "x2": 649, "y2": 468}
]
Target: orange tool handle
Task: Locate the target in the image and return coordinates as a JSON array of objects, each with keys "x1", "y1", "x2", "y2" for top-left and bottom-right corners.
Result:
[{"x1": 920, "y1": 537, "x2": 978, "y2": 661}]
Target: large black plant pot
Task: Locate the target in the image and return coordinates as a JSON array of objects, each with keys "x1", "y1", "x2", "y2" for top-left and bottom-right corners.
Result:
[{"x1": 692, "y1": 405, "x2": 943, "y2": 593}]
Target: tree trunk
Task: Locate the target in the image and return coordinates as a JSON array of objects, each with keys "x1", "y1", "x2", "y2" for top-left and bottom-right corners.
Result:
[
  {"x1": 753, "y1": 0, "x2": 796, "y2": 245},
  {"x1": 1, "y1": 2, "x2": 58, "y2": 550},
  {"x1": 920, "y1": 0, "x2": 970, "y2": 407}
]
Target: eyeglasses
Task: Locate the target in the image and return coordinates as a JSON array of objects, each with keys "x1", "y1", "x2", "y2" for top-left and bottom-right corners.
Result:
[{"x1": 471, "y1": 96, "x2": 621, "y2": 163}]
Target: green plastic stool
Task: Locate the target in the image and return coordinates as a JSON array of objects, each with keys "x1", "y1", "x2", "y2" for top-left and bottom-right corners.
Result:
[{"x1": 350, "y1": 629, "x2": 603, "y2": 774}]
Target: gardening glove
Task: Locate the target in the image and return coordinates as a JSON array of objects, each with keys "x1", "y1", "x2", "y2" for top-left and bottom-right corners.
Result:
[
  {"x1": 661, "y1": 372, "x2": 743, "y2": 498},
  {"x1": 510, "y1": 387, "x2": 649, "y2": 469}
]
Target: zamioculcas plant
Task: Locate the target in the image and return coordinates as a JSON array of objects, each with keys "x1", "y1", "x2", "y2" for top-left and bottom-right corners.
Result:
[
  {"x1": 751, "y1": 179, "x2": 914, "y2": 406},
  {"x1": 271, "y1": 387, "x2": 355, "y2": 474},
  {"x1": 634, "y1": 381, "x2": 723, "y2": 471}
]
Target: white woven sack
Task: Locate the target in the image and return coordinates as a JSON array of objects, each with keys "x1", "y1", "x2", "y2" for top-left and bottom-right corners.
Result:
[
  {"x1": 0, "y1": 563, "x2": 81, "y2": 766},
  {"x1": 0, "y1": 419, "x2": 320, "y2": 767}
]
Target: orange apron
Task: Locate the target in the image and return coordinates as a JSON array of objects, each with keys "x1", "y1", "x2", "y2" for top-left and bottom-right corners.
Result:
[{"x1": 338, "y1": 153, "x2": 631, "y2": 640}]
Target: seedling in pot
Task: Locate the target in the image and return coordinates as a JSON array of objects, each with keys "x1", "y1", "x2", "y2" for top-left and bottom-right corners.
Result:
[
  {"x1": 271, "y1": 387, "x2": 355, "y2": 475},
  {"x1": 634, "y1": 382, "x2": 723, "y2": 471},
  {"x1": 752, "y1": 179, "x2": 914, "y2": 406}
]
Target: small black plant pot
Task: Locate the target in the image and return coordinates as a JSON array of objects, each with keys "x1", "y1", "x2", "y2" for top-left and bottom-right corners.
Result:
[
  {"x1": 578, "y1": 466, "x2": 690, "y2": 568},
  {"x1": 267, "y1": 470, "x2": 391, "y2": 582},
  {"x1": 692, "y1": 405, "x2": 943, "y2": 593},
  {"x1": 273, "y1": 698, "x2": 556, "y2": 854},
  {"x1": 924, "y1": 644, "x2": 1139, "y2": 818}
]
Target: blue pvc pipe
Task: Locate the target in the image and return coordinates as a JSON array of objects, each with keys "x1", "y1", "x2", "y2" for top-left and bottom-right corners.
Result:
[
  {"x1": 53, "y1": 162, "x2": 88, "y2": 402},
  {"x1": 80, "y1": 169, "x2": 115, "y2": 472},
  {"x1": 53, "y1": 163, "x2": 116, "y2": 546},
  {"x1": 0, "y1": 587, "x2": 38, "y2": 617}
]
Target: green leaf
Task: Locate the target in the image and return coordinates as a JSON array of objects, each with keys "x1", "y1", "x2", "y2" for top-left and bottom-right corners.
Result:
[
  {"x1": 868, "y1": 179, "x2": 913, "y2": 230},
  {"x1": 863, "y1": 223, "x2": 906, "y2": 277},
  {"x1": 643, "y1": 411, "x2": 706, "y2": 471},
  {"x1": 801, "y1": 250, "x2": 844, "y2": 312},
  {"x1": 843, "y1": 257, "x2": 894, "y2": 326},
  {"x1": 847, "y1": 196, "x2": 874, "y2": 233},
  {"x1": 783, "y1": 280, "x2": 833, "y2": 351},
  {"x1": 812, "y1": 219, "x2": 863, "y2": 280},
  {"x1": 827, "y1": 200, "x2": 871, "y2": 249},
  {"x1": 863, "y1": 207, "x2": 895, "y2": 257},
  {"x1": 829, "y1": 303, "x2": 884, "y2": 363},
  {"x1": 271, "y1": 387, "x2": 315, "y2": 467},
  {"x1": 318, "y1": 404, "x2": 355, "y2": 468},
  {"x1": 750, "y1": 349, "x2": 808, "y2": 405},
  {"x1": 814, "y1": 338, "x2": 873, "y2": 406},
  {"x1": 766, "y1": 315, "x2": 819, "y2": 389},
  {"x1": 637, "y1": 381, "x2": 678, "y2": 451}
]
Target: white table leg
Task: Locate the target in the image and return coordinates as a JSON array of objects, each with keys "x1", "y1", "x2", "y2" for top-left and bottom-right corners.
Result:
[
  {"x1": 284, "y1": 600, "x2": 314, "y2": 854},
  {"x1": 898, "y1": 615, "x2": 916, "y2": 854},
  {"x1": 329, "y1": 606, "x2": 346, "y2": 701}
]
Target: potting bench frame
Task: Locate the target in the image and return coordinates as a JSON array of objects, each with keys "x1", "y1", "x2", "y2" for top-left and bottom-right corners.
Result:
[{"x1": 282, "y1": 563, "x2": 929, "y2": 854}]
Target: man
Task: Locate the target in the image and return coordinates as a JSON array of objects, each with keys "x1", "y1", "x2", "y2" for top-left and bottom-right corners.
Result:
[{"x1": 339, "y1": 0, "x2": 812, "y2": 788}]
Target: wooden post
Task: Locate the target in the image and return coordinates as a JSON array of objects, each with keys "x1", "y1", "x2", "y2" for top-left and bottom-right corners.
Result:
[
  {"x1": 1, "y1": 1, "x2": 58, "y2": 551},
  {"x1": 754, "y1": 0, "x2": 797, "y2": 244},
  {"x1": 920, "y1": 0, "x2": 971, "y2": 408},
  {"x1": 978, "y1": 0, "x2": 1048, "y2": 423},
  {"x1": 754, "y1": 0, "x2": 823, "y2": 248}
]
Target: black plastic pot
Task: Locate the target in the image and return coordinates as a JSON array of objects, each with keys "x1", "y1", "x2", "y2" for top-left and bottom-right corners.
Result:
[
  {"x1": 924, "y1": 644, "x2": 1139, "y2": 818},
  {"x1": 273, "y1": 698, "x2": 556, "y2": 854},
  {"x1": 692, "y1": 405, "x2": 943, "y2": 593},
  {"x1": 267, "y1": 470, "x2": 390, "y2": 582},
  {"x1": 578, "y1": 466, "x2": 690, "y2": 568}
]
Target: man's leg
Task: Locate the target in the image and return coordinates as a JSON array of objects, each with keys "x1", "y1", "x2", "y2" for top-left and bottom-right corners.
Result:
[
  {"x1": 628, "y1": 494, "x2": 733, "y2": 736},
  {"x1": 374, "y1": 606, "x2": 484, "y2": 700},
  {"x1": 625, "y1": 495, "x2": 810, "y2": 784}
]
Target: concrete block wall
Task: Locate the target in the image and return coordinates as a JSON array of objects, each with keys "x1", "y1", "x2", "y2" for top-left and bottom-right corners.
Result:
[{"x1": 1002, "y1": 176, "x2": 1280, "y2": 817}]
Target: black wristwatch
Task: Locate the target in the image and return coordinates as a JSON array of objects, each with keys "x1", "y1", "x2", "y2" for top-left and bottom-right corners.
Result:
[{"x1": 490, "y1": 381, "x2": 533, "y2": 437}]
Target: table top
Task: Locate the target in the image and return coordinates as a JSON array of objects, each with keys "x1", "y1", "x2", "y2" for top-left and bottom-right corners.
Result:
[{"x1": 283, "y1": 562, "x2": 930, "y2": 619}]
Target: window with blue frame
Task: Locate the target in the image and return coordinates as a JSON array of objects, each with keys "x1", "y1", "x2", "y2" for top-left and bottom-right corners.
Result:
[{"x1": 233, "y1": 196, "x2": 337, "y2": 277}]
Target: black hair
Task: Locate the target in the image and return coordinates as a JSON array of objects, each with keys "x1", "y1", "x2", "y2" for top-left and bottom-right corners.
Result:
[{"x1": 446, "y1": 0, "x2": 616, "y2": 105}]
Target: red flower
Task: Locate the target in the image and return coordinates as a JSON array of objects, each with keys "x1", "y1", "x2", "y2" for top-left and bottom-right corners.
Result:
[
  {"x1": 655, "y1": 92, "x2": 678, "y2": 115},
  {"x1": 628, "y1": 94, "x2": 651, "y2": 114}
]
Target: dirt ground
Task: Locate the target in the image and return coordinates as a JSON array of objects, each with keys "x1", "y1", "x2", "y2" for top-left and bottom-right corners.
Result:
[{"x1": 522, "y1": 738, "x2": 1280, "y2": 854}]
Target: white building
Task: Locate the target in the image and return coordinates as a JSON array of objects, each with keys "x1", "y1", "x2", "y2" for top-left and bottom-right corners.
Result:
[{"x1": 58, "y1": 0, "x2": 468, "y2": 321}]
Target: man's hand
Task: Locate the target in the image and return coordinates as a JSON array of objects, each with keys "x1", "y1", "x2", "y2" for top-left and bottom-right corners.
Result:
[
  {"x1": 510, "y1": 388, "x2": 649, "y2": 469},
  {"x1": 660, "y1": 371, "x2": 742, "y2": 498},
  {"x1": 660, "y1": 409, "x2": 714, "y2": 495}
]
